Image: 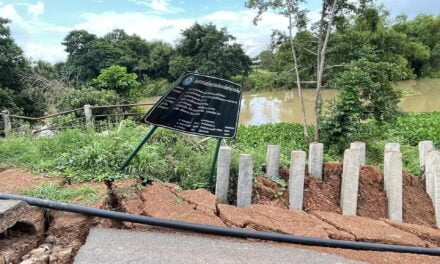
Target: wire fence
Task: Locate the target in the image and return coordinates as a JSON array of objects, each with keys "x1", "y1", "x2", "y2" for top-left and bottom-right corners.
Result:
[{"x1": 1, "y1": 102, "x2": 155, "y2": 137}]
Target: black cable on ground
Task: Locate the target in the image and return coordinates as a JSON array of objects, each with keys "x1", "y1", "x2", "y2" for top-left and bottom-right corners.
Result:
[{"x1": 1, "y1": 193, "x2": 439, "y2": 256}]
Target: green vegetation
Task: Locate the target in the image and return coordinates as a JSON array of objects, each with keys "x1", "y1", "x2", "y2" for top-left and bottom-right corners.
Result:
[
  {"x1": 320, "y1": 59, "x2": 405, "y2": 148},
  {"x1": 241, "y1": 1, "x2": 440, "y2": 142},
  {"x1": 251, "y1": 9, "x2": 440, "y2": 86},
  {"x1": 231, "y1": 71, "x2": 296, "y2": 92},
  {"x1": 23, "y1": 183, "x2": 101, "y2": 204},
  {"x1": 170, "y1": 23, "x2": 252, "y2": 80},
  {"x1": 0, "y1": 19, "x2": 251, "y2": 124},
  {"x1": 352, "y1": 112, "x2": 440, "y2": 176},
  {"x1": 1, "y1": 2, "x2": 440, "y2": 189},
  {"x1": 57, "y1": 87, "x2": 121, "y2": 111},
  {"x1": 1, "y1": 113, "x2": 439, "y2": 189},
  {"x1": 92, "y1": 65, "x2": 141, "y2": 101},
  {"x1": 0, "y1": 18, "x2": 47, "y2": 117}
]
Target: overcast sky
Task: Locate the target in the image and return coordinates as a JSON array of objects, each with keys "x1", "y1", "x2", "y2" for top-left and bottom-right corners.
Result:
[{"x1": 0, "y1": 0, "x2": 438, "y2": 63}]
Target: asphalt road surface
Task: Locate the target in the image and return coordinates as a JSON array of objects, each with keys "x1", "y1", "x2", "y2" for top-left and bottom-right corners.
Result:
[{"x1": 74, "y1": 228, "x2": 366, "y2": 264}]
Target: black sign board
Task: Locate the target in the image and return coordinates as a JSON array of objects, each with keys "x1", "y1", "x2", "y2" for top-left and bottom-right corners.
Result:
[{"x1": 142, "y1": 72, "x2": 242, "y2": 138}]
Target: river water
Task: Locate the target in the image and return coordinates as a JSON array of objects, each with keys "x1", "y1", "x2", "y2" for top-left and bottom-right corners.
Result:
[{"x1": 140, "y1": 79, "x2": 440, "y2": 125}]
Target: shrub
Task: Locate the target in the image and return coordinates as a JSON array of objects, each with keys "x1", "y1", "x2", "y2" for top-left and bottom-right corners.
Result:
[
  {"x1": 93, "y1": 65, "x2": 141, "y2": 101},
  {"x1": 232, "y1": 71, "x2": 296, "y2": 92},
  {"x1": 0, "y1": 88, "x2": 19, "y2": 112},
  {"x1": 142, "y1": 78, "x2": 171, "y2": 97},
  {"x1": 57, "y1": 87, "x2": 121, "y2": 119},
  {"x1": 321, "y1": 60, "x2": 405, "y2": 150}
]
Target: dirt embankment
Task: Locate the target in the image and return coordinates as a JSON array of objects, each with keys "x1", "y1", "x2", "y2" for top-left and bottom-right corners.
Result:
[
  {"x1": 1, "y1": 167, "x2": 440, "y2": 264},
  {"x1": 256, "y1": 162, "x2": 436, "y2": 226},
  {"x1": 0, "y1": 169, "x2": 113, "y2": 264},
  {"x1": 112, "y1": 180, "x2": 440, "y2": 264}
]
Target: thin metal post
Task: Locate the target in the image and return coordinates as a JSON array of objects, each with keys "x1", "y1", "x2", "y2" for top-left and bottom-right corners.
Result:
[
  {"x1": 209, "y1": 138, "x2": 222, "y2": 187},
  {"x1": 119, "y1": 125, "x2": 158, "y2": 171}
]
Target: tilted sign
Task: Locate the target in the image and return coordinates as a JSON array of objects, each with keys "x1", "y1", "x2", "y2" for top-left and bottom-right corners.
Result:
[{"x1": 142, "y1": 72, "x2": 242, "y2": 138}]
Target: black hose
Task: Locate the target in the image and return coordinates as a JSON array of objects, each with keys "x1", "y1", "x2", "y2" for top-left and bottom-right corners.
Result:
[{"x1": 1, "y1": 193, "x2": 439, "y2": 256}]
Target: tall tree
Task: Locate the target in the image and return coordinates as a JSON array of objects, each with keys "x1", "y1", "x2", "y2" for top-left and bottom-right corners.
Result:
[
  {"x1": 0, "y1": 17, "x2": 46, "y2": 116},
  {"x1": 0, "y1": 18, "x2": 28, "y2": 92},
  {"x1": 247, "y1": 0, "x2": 370, "y2": 142},
  {"x1": 171, "y1": 23, "x2": 252, "y2": 79},
  {"x1": 62, "y1": 29, "x2": 176, "y2": 86},
  {"x1": 246, "y1": 0, "x2": 310, "y2": 143},
  {"x1": 62, "y1": 30, "x2": 98, "y2": 86},
  {"x1": 393, "y1": 14, "x2": 440, "y2": 77}
]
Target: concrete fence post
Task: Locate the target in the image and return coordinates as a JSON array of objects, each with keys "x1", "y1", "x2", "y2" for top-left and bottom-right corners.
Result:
[
  {"x1": 340, "y1": 148, "x2": 361, "y2": 216},
  {"x1": 215, "y1": 146, "x2": 232, "y2": 204},
  {"x1": 425, "y1": 151, "x2": 440, "y2": 201},
  {"x1": 1, "y1": 110, "x2": 11, "y2": 137},
  {"x1": 383, "y1": 143, "x2": 400, "y2": 192},
  {"x1": 266, "y1": 145, "x2": 280, "y2": 180},
  {"x1": 384, "y1": 151, "x2": 403, "y2": 222},
  {"x1": 350, "y1": 141, "x2": 366, "y2": 166},
  {"x1": 84, "y1": 104, "x2": 93, "y2": 129},
  {"x1": 384, "y1": 143, "x2": 400, "y2": 152},
  {"x1": 434, "y1": 158, "x2": 440, "y2": 228},
  {"x1": 289, "y1": 151, "x2": 306, "y2": 211},
  {"x1": 308, "y1": 142, "x2": 323, "y2": 180},
  {"x1": 237, "y1": 154, "x2": 253, "y2": 208},
  {"x1": 418, "y1": 141, "x2": 434, "y2": 177}
]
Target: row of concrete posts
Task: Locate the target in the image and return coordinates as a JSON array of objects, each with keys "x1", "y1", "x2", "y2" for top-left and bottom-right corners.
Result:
[{"x1": 215, "y1": 140, "x2": 440, "y2": 228}]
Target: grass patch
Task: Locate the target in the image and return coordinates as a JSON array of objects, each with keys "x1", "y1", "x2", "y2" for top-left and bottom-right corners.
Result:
[
  {"x1": 2, "y1": 112, "x2": 440, "y2": 188},
  {"x1": 22, "y1": 183, "x2": 101, "y2": 204}
]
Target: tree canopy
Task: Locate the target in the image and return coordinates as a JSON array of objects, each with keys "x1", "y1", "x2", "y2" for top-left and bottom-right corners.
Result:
[
  {"x1": 171, "y1": 23, "x2": 252, "y2": 79},
  {"x1": 61, "y1": 29, "x2": 175, "y2": 86},
  {"x1": 0, "y1": 18, "x2": 46, "y2": 116},
  {"x1": 257, "y1": 9, "x2": 440, "y2": 82}
]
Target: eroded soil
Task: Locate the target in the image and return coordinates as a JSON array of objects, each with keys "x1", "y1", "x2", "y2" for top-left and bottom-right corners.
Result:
[
  {"x1": 256, "y1": 163, "x2": 436, "y2": 226},
  {"x1": 0, "y1": 169, "x2": 112, "y2": 264},
  {"x1": 0, "y1": 167, "x2": 439, "y2": 264}
]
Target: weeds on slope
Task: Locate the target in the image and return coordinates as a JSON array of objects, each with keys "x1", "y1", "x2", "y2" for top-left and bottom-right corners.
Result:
[{"x1": 1, "y1": 112, "x2": 439, "y2": 188}]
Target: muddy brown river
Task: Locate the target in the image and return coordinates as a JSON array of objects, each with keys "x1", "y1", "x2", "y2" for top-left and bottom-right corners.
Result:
[{"x1": 140, "y1": 79, "x2": 440, "y2": 125}]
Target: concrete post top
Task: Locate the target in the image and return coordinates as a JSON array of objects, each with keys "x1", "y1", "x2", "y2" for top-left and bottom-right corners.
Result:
[
  {"x1": 268, "y1": 145, "x2": 280, "y2": 149},
  {"x1": 291, "y1": 150, "x2": 306, "y2": 155},
  {"x1": 384, "y1": 150, "x2": 402, "y2": 158},
  {"x1": 344, "y1": 148, "x2": 360, "y2": 154},
  {"x1": 219, "y1": 146, "x2": 232, "y2": 151},
  {"x1": 418, "y1": 140, "x2": 434, "y2": 146},
  {"x1": 343, "y1": 148, "x2": 362, "y2": 165},
  {"x1": 1, "y1": 110, "x2": 9, "y2": 114},
  {"x1": 240, "y1": 154, "x2": 252, "y2": 158},
  {"x1": 310, "y1": 142, "x2": 323, "y2": 146},
  {"x1": 384, "y1": 143, "x2": 400, "y2": 152},
  {"x1": 350, "y1": 141, "x2": 365, "y2": 146}
]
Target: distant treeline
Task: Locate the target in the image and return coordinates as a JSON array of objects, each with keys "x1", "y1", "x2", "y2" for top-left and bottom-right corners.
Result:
[
  {"x1": 236, "y1": 9, "x2": 440, "y2": 92},
  {"x1": 1, "y1": 6, "x2": 439, "y2": 117},
  {"x1": 0, "y1": 20, "x2": 251, "y2": 116}
]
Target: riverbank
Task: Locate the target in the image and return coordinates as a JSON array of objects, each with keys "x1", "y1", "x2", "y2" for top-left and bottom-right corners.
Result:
[
  {"x1": 139, "y1": 78, "x2": 440, "y2": 125},
  {"x1": 1, "y1": 112, "x2": 439, "y2": 188}
]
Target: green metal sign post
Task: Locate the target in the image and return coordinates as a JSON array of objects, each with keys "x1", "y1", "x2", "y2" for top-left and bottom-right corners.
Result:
[
  {"x1": 119, "y1": 125, "x2": 158, "y2": 171},
  {"x1": 118, "y1": 72, "x2": 242, "y2": 185}
]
